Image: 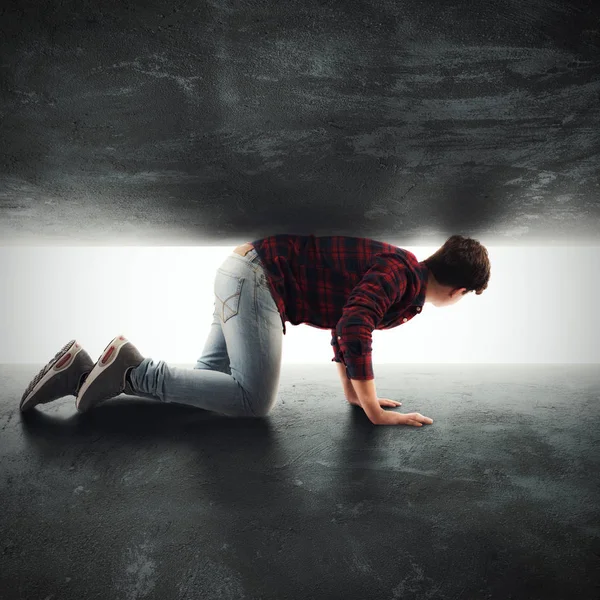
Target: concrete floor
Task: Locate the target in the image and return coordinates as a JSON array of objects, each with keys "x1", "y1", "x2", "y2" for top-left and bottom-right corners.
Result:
[{"x1": 1, "y1": 363, "x2": 598, "y2": 600}]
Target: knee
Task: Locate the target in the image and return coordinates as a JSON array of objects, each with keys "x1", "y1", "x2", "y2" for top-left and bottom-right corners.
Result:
[
  {"x1": 251, "y1": 405, "x2": 272, "y2": 418},
  {"x1": 245, "y1": 392, "x2": 275, "y2": 418}
]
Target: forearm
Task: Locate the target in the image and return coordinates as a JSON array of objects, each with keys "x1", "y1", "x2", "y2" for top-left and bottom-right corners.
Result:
[
  {"x1": 349, "y1": 378, "x2": 385, "y2": 424},
  {"x1": 336, "y1": 361, "x2": 358, "y2": 402}
]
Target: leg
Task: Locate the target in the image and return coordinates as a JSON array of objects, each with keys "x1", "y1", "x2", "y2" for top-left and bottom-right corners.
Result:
[
  {"x1": 193, "y1": 302, "x2": 232, "y2": 375},
  {"x1": 127, "y1": 250, "x2": 283, "y2": 417}
]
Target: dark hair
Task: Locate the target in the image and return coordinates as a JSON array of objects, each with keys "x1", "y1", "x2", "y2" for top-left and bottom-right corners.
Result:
[{"x1": 423, "y1": 235, "x2": 490, "y2": 295}]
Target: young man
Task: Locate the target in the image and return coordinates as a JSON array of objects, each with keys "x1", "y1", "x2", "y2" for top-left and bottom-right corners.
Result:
[{"x1": 20, "y1": 233, "x2": 490, "y2": 427}]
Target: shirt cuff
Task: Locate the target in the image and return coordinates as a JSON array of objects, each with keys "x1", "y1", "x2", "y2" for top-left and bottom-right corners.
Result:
[{"x1": 344, "y1": 357, "x2": 374, "y2": 380}]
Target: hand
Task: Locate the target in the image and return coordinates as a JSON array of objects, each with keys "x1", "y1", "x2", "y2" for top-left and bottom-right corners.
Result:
[
  {"x1": 378, "y1": 411, "x2": 434, "y2": 427},
  {"x1": 347, "y1": 397, "x2": 402, "y2": 408},
  {"x1": 381, "y1": 412, "x2": 433, "y2": 427}
]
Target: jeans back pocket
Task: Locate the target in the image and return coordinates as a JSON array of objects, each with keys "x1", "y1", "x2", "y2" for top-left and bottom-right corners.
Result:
[{"x1": 215, "y1": 268, "x2": 245, "y2": 323}]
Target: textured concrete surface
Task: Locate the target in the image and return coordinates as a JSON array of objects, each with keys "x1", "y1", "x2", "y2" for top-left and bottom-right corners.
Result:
[
  {"x1": 1, "y1": 0, "x2": 599, "y2": 245},
  {"x1": 1, "y1": 363, "x2": 599, "y2": 599}
]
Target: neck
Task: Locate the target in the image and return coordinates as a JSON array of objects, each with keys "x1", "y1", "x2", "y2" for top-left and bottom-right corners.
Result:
[{"x1": 425, "y1": 271, "x2": 442, "y2": 304}]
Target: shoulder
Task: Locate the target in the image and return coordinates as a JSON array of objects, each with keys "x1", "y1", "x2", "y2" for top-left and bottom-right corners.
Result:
[{"x1": 376, "y1": 249, "x2": 419, "y2": 272}]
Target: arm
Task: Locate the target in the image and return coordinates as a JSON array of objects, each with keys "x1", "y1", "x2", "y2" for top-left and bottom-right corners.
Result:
[
  {"x1": 348, "y1": 378, "x2": 386, "y2": 424},
  {"x1": 350, "y1": 378, "x2": 434, "y2": 427},
  {"x1": 335, "y1": 361, "x2": 359, "y2": 404},
  {"x1": 334, "y1": 258, "x2": 406, "y2": 384}
]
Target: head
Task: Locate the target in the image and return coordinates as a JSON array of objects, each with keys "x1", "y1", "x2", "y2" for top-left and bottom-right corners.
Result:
[{"x1": 422, "y1": 235, "x2": 491, "y2": 308}]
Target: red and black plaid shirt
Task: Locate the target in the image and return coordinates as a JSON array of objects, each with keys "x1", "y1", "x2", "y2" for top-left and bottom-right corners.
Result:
[{"x1": 250, "y1": 234, "x2": 429, "y2": 381}]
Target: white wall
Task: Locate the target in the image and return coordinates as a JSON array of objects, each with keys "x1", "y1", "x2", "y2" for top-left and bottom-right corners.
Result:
[{"x1": 0, "y1": 245, "x2": 598, "y2": 364}]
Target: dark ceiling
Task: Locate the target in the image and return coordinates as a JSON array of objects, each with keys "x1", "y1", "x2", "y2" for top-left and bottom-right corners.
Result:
[{"x1": 1, "y1": 0, "x2": 599, "y2": 246}]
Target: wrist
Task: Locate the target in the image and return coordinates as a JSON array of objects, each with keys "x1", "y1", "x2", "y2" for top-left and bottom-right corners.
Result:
[{"x1": 372, "y1": 409, "x2": 391, "y2": 425}]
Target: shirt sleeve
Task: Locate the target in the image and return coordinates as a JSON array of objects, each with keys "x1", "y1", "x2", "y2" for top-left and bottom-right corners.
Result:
[
  {"x1": 334, "y1": 256, "x2": 408, "y2": 380},
  {"x1": 331, "y1": 330, "x2": 343, "y2": 361}
]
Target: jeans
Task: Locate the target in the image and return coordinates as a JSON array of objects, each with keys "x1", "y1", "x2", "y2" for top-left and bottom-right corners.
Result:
[{"x1": 128, "y1": 248, "x2": 284, "y2": 417}]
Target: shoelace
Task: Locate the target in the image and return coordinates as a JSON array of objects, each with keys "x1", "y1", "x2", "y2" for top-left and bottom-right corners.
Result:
[{"x1": 22, "y1": 340, "x2": 74, "y2": 398}]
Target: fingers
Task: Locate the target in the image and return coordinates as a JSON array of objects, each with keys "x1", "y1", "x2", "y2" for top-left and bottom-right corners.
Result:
[
  {"x1": 407, "y1": 413, "x2": 434, "y2": 427},
  {"x1": 379, "y1": 399, "x2": 402, "y2": 407}
]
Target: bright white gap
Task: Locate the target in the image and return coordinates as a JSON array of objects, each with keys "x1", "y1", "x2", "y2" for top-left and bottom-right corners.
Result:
[{"x1": 0, "y1": 245, "x2": 598, "y2": 364}]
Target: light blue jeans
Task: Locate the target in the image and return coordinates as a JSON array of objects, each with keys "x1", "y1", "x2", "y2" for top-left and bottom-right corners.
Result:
[{"x1": 128, "y1": 248, "x2": 284, "y2": 417}]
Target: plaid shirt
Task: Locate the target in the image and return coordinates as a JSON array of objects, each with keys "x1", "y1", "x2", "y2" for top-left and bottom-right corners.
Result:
[{"x1": 250, "y1": 234, "x2": 429, "y2": 381}]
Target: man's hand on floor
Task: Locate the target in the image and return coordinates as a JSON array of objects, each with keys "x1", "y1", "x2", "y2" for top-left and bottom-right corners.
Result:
[{"x1": 346, "y1": 396, "x2": 434, "y2": 427}]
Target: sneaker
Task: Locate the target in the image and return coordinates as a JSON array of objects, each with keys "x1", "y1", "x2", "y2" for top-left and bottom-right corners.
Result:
[
  {"x1": 76, "y1": 335, "x2": 145, "y2": 413},
  {"x1": 20, "y1": 340, "x2": 94, "y2": 412}
]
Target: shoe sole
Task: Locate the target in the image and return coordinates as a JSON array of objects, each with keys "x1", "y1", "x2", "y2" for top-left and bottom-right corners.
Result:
[
  {"x1": 76, "y1": 335, "x2": 136, "y2": 413},
  {"x1": 20, "y1": 340, "x2": 88, "y2": 411}
]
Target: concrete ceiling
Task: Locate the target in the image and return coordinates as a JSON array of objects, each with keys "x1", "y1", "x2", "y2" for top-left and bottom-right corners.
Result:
[{"x1": 1, "y1": 0, "x2": 599, "y2": 246}]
